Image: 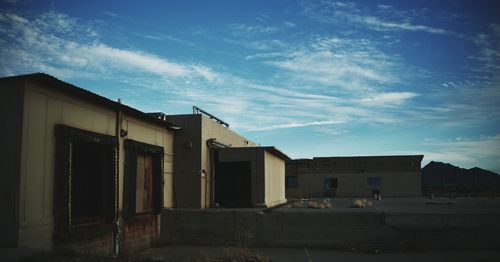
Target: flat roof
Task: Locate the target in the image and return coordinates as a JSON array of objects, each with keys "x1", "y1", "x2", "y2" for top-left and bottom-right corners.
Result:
[
  {"x1": 221, "y1": 146, "x2": 291, "y2": 161},
  {"x1": 262, "y1": 146, "x2": 291, "y2": 161}
]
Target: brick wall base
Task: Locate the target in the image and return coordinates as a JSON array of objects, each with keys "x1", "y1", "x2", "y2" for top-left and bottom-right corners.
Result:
[
  {"x1": 121, "y1": 214, "x2": 159, "y2": 253},
  {"x1": 59, "y1": 231, "x2": 114, "y2": 256}
]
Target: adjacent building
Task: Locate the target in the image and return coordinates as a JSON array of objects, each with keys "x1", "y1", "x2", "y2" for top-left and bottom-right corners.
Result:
[
  {"x1": 215, "y1": 146, "x2": 289, "y2": 208},
  {"x1": 285, "y1": 155, "x2": 424, "y2": 198},
  {"x1": 167, "y1": 112, "x2": 289, "y2": 209},
  {"x1": 0, "y1": 73, "x2": 176, "y2": 254}
]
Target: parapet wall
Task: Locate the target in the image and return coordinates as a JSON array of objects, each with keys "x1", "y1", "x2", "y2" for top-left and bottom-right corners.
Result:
[{"x1": 161, "y1": 208, "x2": 500, "y2": 251}]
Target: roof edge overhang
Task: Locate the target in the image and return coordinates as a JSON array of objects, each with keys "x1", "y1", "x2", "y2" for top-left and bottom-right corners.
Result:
[{"x1": 2, "y1": 73, "x2": 180, "y2": 131}]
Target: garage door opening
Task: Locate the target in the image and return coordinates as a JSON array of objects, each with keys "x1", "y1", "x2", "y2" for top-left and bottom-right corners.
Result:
[{"x1": 215, "y1": 161, "x2": 251, "y2": 208}]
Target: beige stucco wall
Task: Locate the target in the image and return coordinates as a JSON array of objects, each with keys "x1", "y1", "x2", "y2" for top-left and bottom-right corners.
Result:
[
  {"x1": 217, "y1": 148, "x2": 286, "y2": 208},
  {"x1": 264, "y1": 151, "x2": 286, "y2": 207},
  {"x1": 200, "y1": 115, "x2": 257, "y2": 208},
  {"x1": 286, "y1": 156, "x2": 423, "y2": 198},
  {"x1": 122, "y1": 115, "x2": 174, "y2": 208},
  {"x1": 19, "y1": 84, "x2": 116, "y2": 249},
  {"x1": 168, "y1": 114, "x2": 257, "y2": 208},
  {"x1": 18, "y1": 83, "x2": 174, "y2": 250}
]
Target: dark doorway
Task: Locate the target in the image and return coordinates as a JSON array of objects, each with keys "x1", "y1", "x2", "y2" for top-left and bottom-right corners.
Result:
[{"x1": 215, "y1": 161, "x2": 251, "y2": 208}]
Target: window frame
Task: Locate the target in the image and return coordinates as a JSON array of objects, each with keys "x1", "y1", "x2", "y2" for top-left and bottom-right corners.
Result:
[
  {"x1": 123, "y1": 139, "x2": 164, "y2": 220},
  {"x1": 54, "y1": 124, "x2": 117, "y2": 233}
]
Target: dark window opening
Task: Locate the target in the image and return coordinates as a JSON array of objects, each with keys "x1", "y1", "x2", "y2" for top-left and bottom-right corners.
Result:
[
  {"x1": 71, "y1": 140, "x2": 114, "y2": 227},
  {"x1": 323, "y1": 178, "x2": 338, "y2": 189},
  {"x1": 54, "y1": 124, "x2": 117, "y2": 233},
  {"x1": 367, "y1": 177, "x2": 382, "y2": 189},
  {"x1": 285, "y1": 176, "x2": 298, "y2": 188},
  {"x1": 123, "y1": 139, "x2": 163, "y2": 220}
]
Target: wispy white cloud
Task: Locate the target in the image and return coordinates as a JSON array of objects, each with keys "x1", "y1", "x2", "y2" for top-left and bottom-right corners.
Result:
[
  {"x1": 232, "y1": 31, "x2": 422, "y2": 130},
  {"x1": 102, "y1": 11, "x2": 120, "y2": 18},
  {"x1": 354, "y1": 15, "x2": 449, "y2": 34},
  {"x1": 224, "y1": 21, "x2": 295, "y2": 51},
  {"x1": 253, "y1": 36, "x2": 403, "y2": 91},
  {"x1": 247, "y1": 120, "x2": 345, "y2": 132},
  {"x1": 0, "y1": 11, "x2": 214, "y2": 81},
  {"x1": 223, "y1": 37, "x2": 286, "y2": 51},
  {"x1": 416, "y1": 78, "x2": 500, "y2": 127},
  {"x1": 469, "y1": 23, "x2": 500, "y2": 75},
  {"x1": 301, "y1": 0, "x2": 450, "y2": 35},
  {"x1": 377, "y1": 4, "x2": 392, "y2": 10},
  {"x1": 131, "y1": 31, "x2": 197, "y2": 46},
  {"x1": 245, "y1": 51, "x2": 285, "y2": 60},
  {"x1": 230, "y1": 23, "x2": 279, "y2": 35},
  {"x1": 88, "y1": 44, "x2": 189, "y2": 76},
  {"x1": 359, "y1": 92, "x2": 418, "y2": 106},
  {"x1": 192, "y1": 65, "x2": 221, "y2": 83}
]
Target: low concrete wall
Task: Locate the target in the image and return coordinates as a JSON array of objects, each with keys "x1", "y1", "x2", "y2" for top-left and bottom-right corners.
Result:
[{"x1": 161, "y1": 209, "x2": 500, "y2": 251}]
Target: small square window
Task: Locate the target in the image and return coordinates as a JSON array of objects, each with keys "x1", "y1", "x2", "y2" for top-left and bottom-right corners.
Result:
[
  {"x1": 285, "y1": 176, "x2": 298, "y2": 188},
  {"x1": 367, "y1": 177, "x2": 382, "y2": 188},
  {"x1": 323, "y1": 178, "x2": 338, "y2": 189}
]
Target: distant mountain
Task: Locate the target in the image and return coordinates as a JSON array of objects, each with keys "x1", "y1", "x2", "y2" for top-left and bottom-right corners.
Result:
[{"x1": 422, "y1": 161, "x2": 500, "y2": 188}]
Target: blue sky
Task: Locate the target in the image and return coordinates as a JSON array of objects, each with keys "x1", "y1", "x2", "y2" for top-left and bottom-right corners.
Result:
[{"x1": 1, "y1": 0, "x2": 499, "y2": 172}]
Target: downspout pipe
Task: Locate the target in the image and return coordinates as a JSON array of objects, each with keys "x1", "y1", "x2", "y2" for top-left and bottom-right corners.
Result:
[{"x1": 113, "y1": 99, "x2": 123, "y2": 257}]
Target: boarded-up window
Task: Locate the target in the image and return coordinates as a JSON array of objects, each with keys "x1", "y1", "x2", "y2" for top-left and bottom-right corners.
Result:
[
  {"x1": 136, "y1": 154, "x2": 154, "y2": 213},
  {"x1": 123, "y1": 139, "x2": 163, "y2": 220}
]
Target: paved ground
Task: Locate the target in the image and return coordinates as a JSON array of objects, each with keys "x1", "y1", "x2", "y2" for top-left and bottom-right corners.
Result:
[
  {"x1": 140, "y1": 245, "x2": 500, "y2": 262},
  {"x1": 3, "y1": 197, "x2": 500, "y2": 261},
  {"x1": 281, "y1": 196, "x2": 500, "y2": 214},
  {"x1": 3, "y1": 245, "x2": 500, "y2": 262}
]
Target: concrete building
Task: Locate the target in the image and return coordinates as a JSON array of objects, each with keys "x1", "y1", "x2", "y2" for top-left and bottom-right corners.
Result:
[
  {"x1": 0, "y1": 73, "x2": 176, "y2": 254},
  {"x1": 215, "y1": 147, "x2": 289, "y2": 208},
  {"x1": 168, "y1": 112, "x2": 289, "y2": 209},
  {"x1": 285, "y1": 155, "x2": 423, "y2": 198}
]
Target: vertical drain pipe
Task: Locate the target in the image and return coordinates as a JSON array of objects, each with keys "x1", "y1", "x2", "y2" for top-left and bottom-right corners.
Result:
[{"x1": 113, "y1": 99, "x2": 122, "y2": 257}]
